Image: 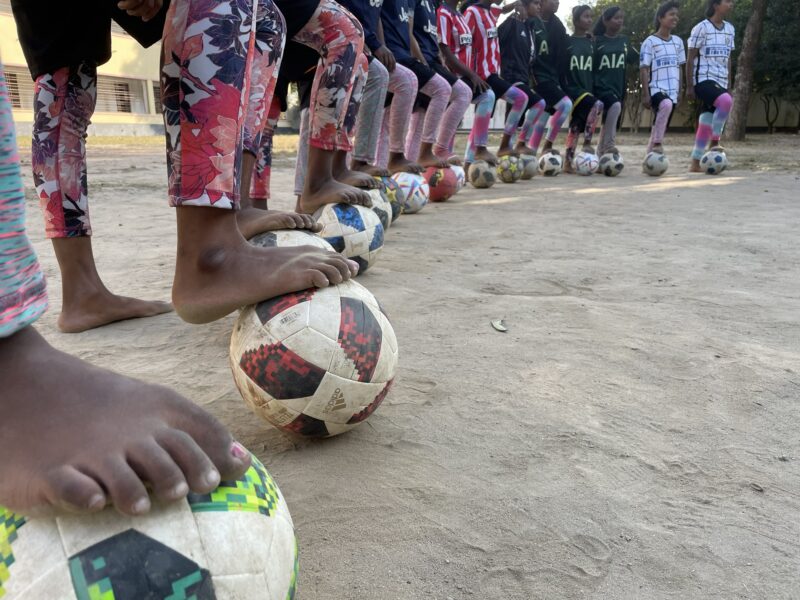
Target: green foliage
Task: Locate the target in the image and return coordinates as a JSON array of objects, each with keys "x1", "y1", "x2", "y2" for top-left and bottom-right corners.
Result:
[{"x1": 752, "y1": 0, "x2": 800, "y2": 102}]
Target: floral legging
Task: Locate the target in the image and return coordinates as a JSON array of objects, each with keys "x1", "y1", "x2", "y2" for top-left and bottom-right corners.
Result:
[
  {"x1": 1, "y1": 65, "x2": 48, "y2": 337},
  {"x1": 31, "y1": 63, "x2": 97, "y2": 238}
]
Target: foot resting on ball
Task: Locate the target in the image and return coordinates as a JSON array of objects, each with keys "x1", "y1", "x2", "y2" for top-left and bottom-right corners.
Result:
[{"x1": 237, "y1": 208, "x2": 321, "y2": 240}]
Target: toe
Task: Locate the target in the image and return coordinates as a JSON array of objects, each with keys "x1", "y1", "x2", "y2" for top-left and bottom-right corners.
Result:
[
  {"x1": 92, "y1": 457, "x2": 151, "y2": 516},
  {"x1": 310, "y1": 270, "x2": 331, "y2": 288},
  {"x1": 44, "y1": 466, "x2": 107, "y2": 513},
  {"x1": 127, "y1": 439, "x2": 189, "y2": 502},
  {"x1": 319, "y1": 261, "x2": 345, "y2": 285},
  {"x1": 157, "y1": 429, "x2": 221, "y2": 494}
]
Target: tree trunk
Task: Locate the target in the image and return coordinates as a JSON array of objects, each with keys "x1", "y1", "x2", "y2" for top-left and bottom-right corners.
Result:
[{"x1": 726, "y1": 0, "x2": 768, "y2": 140}]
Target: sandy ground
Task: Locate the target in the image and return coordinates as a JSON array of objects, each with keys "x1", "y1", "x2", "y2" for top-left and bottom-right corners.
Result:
[{"x1": 17, "y1": 133, "x2": 800, "y2": 599}]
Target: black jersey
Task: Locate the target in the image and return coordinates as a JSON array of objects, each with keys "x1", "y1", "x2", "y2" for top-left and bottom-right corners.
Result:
[{"x1": 498, "y1": 16, "x2": 534, "y2": 85}]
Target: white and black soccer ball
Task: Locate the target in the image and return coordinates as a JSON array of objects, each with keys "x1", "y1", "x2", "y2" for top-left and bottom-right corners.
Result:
[
  {"x1": 451, "y1": 165, "x2": 466, "y2": 190},
  {"x1": 642, "y1": 151, "x2": 669, "y2": 176},
  {"x1": 391, "y1": 172, "x2": 429, "y2": 214},
  {"x1": 0, "y1": 454, "x2": 297, "y2": 599},
  {"x1": 598, "y1": 152, "x2": 624, "y2": 177},
  {"x1": 574, "y1": 151, "x2": 600, "y2": 176},
  {"x1": 230, "y1": 280, "x2": 398, "y2": 438},
  {"x1": 497, "y1": 156, "x2": 522, "y2": 183},
  {"x1": 367, "y1": 188, "x2": 392, "y2": 231},
  {"x1": 519, "y1": 154, "x2": 538, "y2": 179},
  {"x1": 250, "y1": 228, "x2": 333, "y2": 252},
  {"x1": 700, "y1": 149, "x2": 728, "y2": 175},
  {"x1": 313, "y1": 203, "x2": 384, "y2": 273},
  {"x1": 468, "y1": 160, "x2": 496, "y2": 188},
  {"x1": 538, "y1": 151, "x2": 563, "y2": 176}
]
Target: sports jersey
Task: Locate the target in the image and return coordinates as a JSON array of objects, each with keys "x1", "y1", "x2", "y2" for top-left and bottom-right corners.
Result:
[
  {"x1": 498, "y1": 16, "x2": 534, "y2": 85},
  {"x1": 338, "y1": 0, "x2": 383, "y2": 52},
  {"x1": 564, "y1": 34, "x2": 593, "y2": 99},
  {"x1": 530, "y1": 15, "x2": 568, "y2": 86},
  {"x1": 593, "y1": 34, "x2": 632, "y2": 100},
  {"x1": 381, "y1": 0, "x2": 414, "y2": 61},
  {"x1": 437, "y1": 4, "x2": 473, "y2": 68},
  {"x1": 688, "y1": 19, "x2": 734, "y2": 88},
  {"x1": 413, "y1": 0, "x2": 440, "y2": 63},
  {"x1": 640, "y1": 34, "x2": 686, "y2": 103},
  {"x1": 463, "y1": 3, "x2": 502, "y2": 80}
]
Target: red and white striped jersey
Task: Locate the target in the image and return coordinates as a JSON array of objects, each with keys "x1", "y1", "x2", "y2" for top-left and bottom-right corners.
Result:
[
  {"x1": 463, "y1": 4, "x2": 501, "y2": 80},
  {"x1": 437, "y1": 4, "x2": 473, "y2": 69}
]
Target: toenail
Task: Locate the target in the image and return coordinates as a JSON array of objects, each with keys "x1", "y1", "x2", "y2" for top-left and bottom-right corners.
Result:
[
  {"x1": 132, "y1": 497, "x2": 151, "y2": 515},
  {"x1": 204, "y1": 469, "x2": 221, "y2": 488},
  {"x1": 170, "y1": 482, "x2": 189, "y2": 498},
  {"x1": 230, "y1": 441, "x2": 249, "y2": 461},
  {"x1": 87, "y1": 494, "x2": 106, "y2": 510}
]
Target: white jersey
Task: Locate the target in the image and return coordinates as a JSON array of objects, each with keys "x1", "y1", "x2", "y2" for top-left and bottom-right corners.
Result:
[
  {"x1": 688, "y1": 19, "x2": 735, "y2": 88},
  {"x1": 640, "y1": 34, "x2": 686, "y2": 103}
]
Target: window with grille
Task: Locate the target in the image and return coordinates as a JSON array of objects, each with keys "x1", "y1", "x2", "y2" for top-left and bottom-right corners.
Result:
[
  {"x1": 95, "y1": 76, "x2": 148, "y2": 114},
  {"x1": 151, "y1": 81, "x2": 162, "y2": 113},
  {"x1": 3, "y1": 67, "x2": 35, "y2": 110},
  {"x1": 0, "y1": 0, "x2": 11, "y2": 14}
]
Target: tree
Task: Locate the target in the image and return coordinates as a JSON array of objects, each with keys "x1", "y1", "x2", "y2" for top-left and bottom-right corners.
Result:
[{"x1": 726, "y1": 0, "x2": 767, "y2": 140}]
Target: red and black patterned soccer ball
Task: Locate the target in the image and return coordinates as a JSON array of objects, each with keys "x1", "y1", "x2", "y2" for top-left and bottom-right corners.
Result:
[
  {"x1": 230, "y1": 280, "x2": 398, "y2": 438},
  {"x1": 423, "y1": 167, "x2": 459, "y2": 202}
]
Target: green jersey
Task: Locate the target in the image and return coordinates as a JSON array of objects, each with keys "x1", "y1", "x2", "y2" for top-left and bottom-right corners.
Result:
[
  {"x1": 593, "y1": 34, "x2": 633, "y2": 100},
  {"x1": 565, "y1": 35, "x2": 594, "y2": 99},
  {"x1": 530, "y1": 16, "x2": 567, "y2": 85}
]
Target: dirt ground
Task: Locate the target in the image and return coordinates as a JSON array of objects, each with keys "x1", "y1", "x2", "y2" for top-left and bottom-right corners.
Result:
[{"x1": 18, "y1": 132, "x2": 800, "y2": 599}]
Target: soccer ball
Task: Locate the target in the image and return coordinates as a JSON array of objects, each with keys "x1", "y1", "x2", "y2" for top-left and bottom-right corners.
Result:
[
  {"x1": 451, "y1": 165, "x2": 466, "y2": 190},
  {"x1": 367, "y1": 188, "x2": 392, "y2": 230},
  {"x1": 376, "y1": 176, "x2": 403, "y2": 223},
  {"x1": 230, "y1": 280, "x2": 398, "y2": 438},
  {"x1": 423, "y1": 167, "x2": 458, "y2": 202},
  {"x1": 313, "y1": 203, "x2": 384, "y2": 273},
  {"x1": 598, "y1": 152, "x2": 624, "y2": 177},
  {"x1": 574, "y1": 151, "x2": 600, "y2": 176},
  {"x1": 468, "y1": 160, "x2": 496, "y2": 188},
  {"x1": 642, "y1": 151, "x2": 669, "y2": 176},
  {"x1": 519, "y1": 154, "x2": 537, "y2": 179},
  {"x1": 700, "y1": 149, "x2": 728, "y2": 174},
  {"x1": 0, "y1": 454, "x2": 297, "y2": 599},
  {"x1": 392, "y1": 172, "x2": 429, "y2": 214},
  {"x1": 538, "y1": 151, "x2": 563, "y2": 176},
  {"x1": 250, "y1": 228, "x2": 333, "y2": 252},
  {"x1": 497, "y1": 156, "x2": 522, "y2": 183}
]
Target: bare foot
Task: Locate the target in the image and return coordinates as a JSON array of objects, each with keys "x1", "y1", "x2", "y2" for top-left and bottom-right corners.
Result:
[
  {"x1": 173, "y1": 208, "x2": 358, "y2": 324},
  {"x1": 474, "y1": 147, "x2": 498, "y2": 165},
  {"x1": 387, "y1": 153, "x2": 424, "y2": 174},
  {"x1": 563, "y1": 160, "x2": 575, "y2": 174},
  {"x1": 582, "y1": 144, "x2": 596, "y2": 154},
  {"x1": 496, "y1": 146, "x2": 519, "y2": 158},
  {"x1": 689, "y1": 159, "x2": 703, "y2": 173},
  {"x1": 0, "y1": 327, "x2": 251, "y2": 516},
  {"x1": 351, "y1": 159, "x2": 391, "y2": 178},
  {"x1": 417, "y1": 148, "x2": 449, "y2": 169},
  {"x1": 650, "y1": 144, "x2": 664, "y2": 154},
  {"x1": 514, "y1": 142, "x2": 536, "y2": 155},
  {"x1": 237, "y1": 208, "x2": 321, "y2": 240},
  {"x1": 59, "y1": 292, "x2": 172, "y2": 334},
  {"x1": 297, "y1": 177, "x2": 373, "y2": 215},
  {"x1": 446, "y1": 155, "x2": 463, "y2": 166},
  {"x1": 335, "y1": 167, "x2": 381, "y2": 190}
]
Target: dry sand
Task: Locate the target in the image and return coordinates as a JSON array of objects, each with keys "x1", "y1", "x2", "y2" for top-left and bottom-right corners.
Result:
[{"x1": 18, "y1": 133, "x2": 800, "y2": 599}]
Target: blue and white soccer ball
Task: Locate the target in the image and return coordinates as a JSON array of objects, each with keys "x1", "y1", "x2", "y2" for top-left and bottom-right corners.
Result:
[
  {"x1": 314, "y1": 203, "x2": 385, "y2": 273},
  {"x1": 391, "y1": 172, "x2": 429, "y2": 214},
  {"x1": 642, "y1": 151, "x2": 669, "y2": 176},
  {"x1": 574, "y1": 151, "x2": 600, "y2": 176},
  {"x1": 700, "y1": 149, "x2": 728, "y2": 175}
]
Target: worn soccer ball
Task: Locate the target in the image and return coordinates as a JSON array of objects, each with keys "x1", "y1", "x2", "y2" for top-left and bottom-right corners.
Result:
[
  {"x1": 250, "y1": 228, "x2": 333, "y2": 252},
  {"x1": 392, "y1": 172, "x2": 429, "y2": 214},
  {"x1": 451, "y1": 165, "x2": 466, "y2": 190},
  {"x1": 424, "y1": 167, "x2": 458, "y2": 202},
  {"x1": 599, "y1": 152, "x2": 624, "y2": 177},
  {"x1": 468, "y1": 160, "x2": 496, "y2": 188},
  {"x1": 376, "y1": 176, "x2": 403, "y2": 223},
  {"x1": 700, "y1": 149, "x2": 728, "y2": 174},
  {"x1": 367, "y1": 188, "x2": 392, "y2": 230},
  {"x1": 230, "y1": 280, "x2": 398, "y2": 438},
  {"x1": 642, "y1": 151, "x2": 669, "y2": 176},
  {"x1": 538, "y1": 151, "x2": 563, "y2": 176},
  {"x1": 574, "y1": 151, "x2": 600, "y2": 176},
  {"x1": 519, "y1": 154, "x2": 537, "y2": 179},
  {"x1": 497, "y1": 156, "x2": 522, "y2": 183},
  {"x1": 313, "y1": 203, "x2": 384, "y2": 273},
  {"x1": 0, "y1": 454, "x2": 297, "y2": 599}
]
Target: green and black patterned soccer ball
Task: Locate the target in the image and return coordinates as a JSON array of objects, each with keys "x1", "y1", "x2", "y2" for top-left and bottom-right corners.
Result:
[{"x1": 0, "y1": 454, "x2": 297, "y2": 599}]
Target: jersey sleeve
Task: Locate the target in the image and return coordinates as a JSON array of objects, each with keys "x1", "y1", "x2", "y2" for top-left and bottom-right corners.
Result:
[
  {"x1": 639, "y1": 37, "x2": 653, "y2": 67},
  {"x1": 490, "y1": 5, "x2": 501, "y2": 19},
  {"x1": 464, "y1": 6, "x2": 477, "y2": 34},
  {"x1": 437, "y1": 9, "x2": 452, "y2": 46},
  {"x1": 687, "y1": 22, "x2": 705, "y2": 50},
  {"x1": 676, "y1": 37, "x2": 686, "y2": 64}
]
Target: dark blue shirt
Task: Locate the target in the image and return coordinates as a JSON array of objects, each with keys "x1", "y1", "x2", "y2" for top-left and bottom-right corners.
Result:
[
  {"x1": 337, "y1": 0, "x2": 382, "y2": 53},
  {"x1": 413, "y1": 0, "x2": 440, "y2": 63},
  {"x1": 381, "y1": 0, "x2": 413, "y2": 60}
]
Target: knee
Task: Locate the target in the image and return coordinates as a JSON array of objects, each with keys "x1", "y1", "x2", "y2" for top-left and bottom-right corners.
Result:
[
  {"x1": 535, "y1": 99, "x2": 546, "y2": 111},
  {"x1": 454, "y1": 79, "x2": 471, "y2": 101},
  {"x1": 432, "y1": 75, "x2": 451, "y2": 100},
  {"x1": 481, "y1": 89, "x2": 496, "y2": 106},
  {"x1": 658, "y1": 98, "x2": 673, "y2": 113},
  {"x1": 715, "y1": 93, "x2": 733, "y2": 111},
  {"x1": 594, "y1": 100, "x2": 604, "y2": 113},
  {"x1": 370, "y1": 60, "x2": 390, "y2": 87}
]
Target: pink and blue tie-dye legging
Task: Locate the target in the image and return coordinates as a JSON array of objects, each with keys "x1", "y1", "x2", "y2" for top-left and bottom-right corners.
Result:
[{"x1": 0, "y1": 65, "x2": 48, "y2": 337}]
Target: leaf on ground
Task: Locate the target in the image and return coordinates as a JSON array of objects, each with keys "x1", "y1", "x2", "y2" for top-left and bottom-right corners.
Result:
[{"x1": 491, "y1": 319, "x2": 508, "y2": 332}]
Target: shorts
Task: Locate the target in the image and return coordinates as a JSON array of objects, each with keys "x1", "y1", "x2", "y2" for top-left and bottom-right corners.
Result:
[
  {"x1": 534, "y1": 79, "x2": 568, "y2": 113},
  {"x1": 695, "y1": 79, "x2": 728, "y2": 113},
  {"x1": 276, "y1": 41, "x2": 320, "y2": 111},
  {"x1": 597, "y1": 92, "x2": 622, "y2": 119},
  {"x1": 485, "y1": 73, "x2": 513, "y2": 100},
  {"x1": 414, "y1": 59, "x2": 457, "y2": 110},
  {"x1": 650, "y1": 92, "x2": 675, "y2": 127},
  {"x1": 569, "y1": 93, "x2": 598, "y2": 129}
]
